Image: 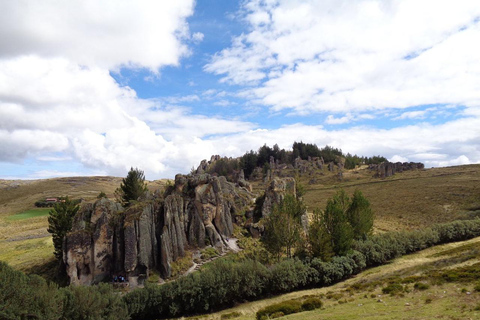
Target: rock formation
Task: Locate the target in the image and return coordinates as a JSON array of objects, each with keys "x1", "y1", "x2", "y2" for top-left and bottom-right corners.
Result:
[
  {"x1": 63, "y1": 173, "x2": 253, "y2": 286},
  {"x1": 261, "y1": 177, "x2": 296, "y2": 217},
  {"x1": 369, "y1": 161, "x2": 424, "y2": 178}
]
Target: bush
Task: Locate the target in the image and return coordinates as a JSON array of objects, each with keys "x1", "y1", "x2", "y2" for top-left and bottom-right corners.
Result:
[
  {"x1": 0, "y1": 262, "x2": 128, "y2": 320},
  {"x1": 301, "y1": 297, "x2": 323, "y2": 311},
  {"x1": 268, "y1": 258, "x2": 311, "y2": 293},
  {"x1": 61, "y1": 283, "x2": 129, "y2": 320},
  {"x1": 474, "y1": 282, "x2": 480, "y2": 292},
  {"x1": 382, "y1": 283, "x2": 404, "y2": 295},
  {"x1": 201, "y1": 247, "x2": 219, "y2": 260},
  {"x1": 414, "y1": 282, "x2": 430, "y2": 290},
  {"x1": 256, "y1": 300, "x2": 302, "y2": 320},
  {"x1": 221, "y1": 311, "x2": 242, "y2": 319},
  {"x1": 0, "y1": 262, "x2": 63, "y2": 320}
]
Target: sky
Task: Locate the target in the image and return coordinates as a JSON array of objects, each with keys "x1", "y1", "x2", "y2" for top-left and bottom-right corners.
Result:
[{"x1": 1, "y1": 0, "x2": 480, "y2": 180}]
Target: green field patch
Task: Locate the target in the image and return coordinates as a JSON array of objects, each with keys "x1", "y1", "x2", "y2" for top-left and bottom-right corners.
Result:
[{"x1": 7, "y1": 208, "x2": 51, "y2": 221}]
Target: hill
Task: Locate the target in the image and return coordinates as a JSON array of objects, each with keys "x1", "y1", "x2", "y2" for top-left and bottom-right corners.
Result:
[{"x1": 0, "y1": 164, "x2": 479, "y2": 277}]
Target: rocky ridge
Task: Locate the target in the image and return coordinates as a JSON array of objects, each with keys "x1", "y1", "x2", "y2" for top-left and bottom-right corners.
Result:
[
  {"x1": 369, "y1": 162, "x2": 425, "y2": 178},
  {"x1": 63, "y1": 173, "x2": 253, "y2": 286}
]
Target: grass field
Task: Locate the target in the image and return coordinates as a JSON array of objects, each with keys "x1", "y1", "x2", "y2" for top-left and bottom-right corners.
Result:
[{"x1": 7, "y1": 208, "x2": 51, "y2": 221}]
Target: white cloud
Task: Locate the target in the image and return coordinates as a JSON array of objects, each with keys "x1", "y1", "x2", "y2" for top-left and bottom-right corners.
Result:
[
  {"x1": 390, "y1": 155, "x2": 409, "y2": 163},
  {"x1": 0, "y1": 1, "x2": 257, "y2": 178},
  {"x1": 0, "y1": 0, "x2": 195, "y2": 71},
  {"x1": 203, "y1": 116, "x2": 480, "y2": 169},
  {"x1": 2, "y1": 0, "x2": 480, "y2": 180},
  {"x1": 192, "y1": 32, "x2": 205, "y2": 43},
  {"x1": 393, "y1": 110, "x2": 427, "y2": 120},
  {"x1": 205, "y1": 0, "x2": 480, "y2": 115},
  {"x1": 213, "y1": 100, "x2": 235, "y2": 107},
  {"x1": 325, "y1": 114, "x2": 353, "y2": 125}
]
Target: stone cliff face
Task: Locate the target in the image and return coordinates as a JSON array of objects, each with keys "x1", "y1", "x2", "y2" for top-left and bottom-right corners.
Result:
[
  {"x1": 369, "y1": 162, "x2": 424, "y2": 178},
  {"x1": 63, "y1": 173, "x2": 253, "y2": 286}
]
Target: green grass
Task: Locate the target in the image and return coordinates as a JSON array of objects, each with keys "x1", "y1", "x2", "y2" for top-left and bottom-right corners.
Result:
[{"x1": 7, "y1": 208, "x2": 51, "y2": 221}]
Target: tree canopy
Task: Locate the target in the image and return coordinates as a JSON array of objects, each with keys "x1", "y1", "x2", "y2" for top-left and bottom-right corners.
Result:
[
  {"x1": 308, "y1": 189, "x2": 374, "y2": 260},
  {"x1": 115, "y1": 167, "x2": 148, "y2": 206},
  {"x1": 47, "y1": 197, "x2": 79, "y2": 261},
  {"x1": 262, "y1": 194, "x2": 305, "y2": 259}
]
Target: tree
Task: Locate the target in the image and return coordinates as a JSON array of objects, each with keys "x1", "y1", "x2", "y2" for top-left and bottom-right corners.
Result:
[
  {"x1": 115, "y1": 167, "x2": 148, "y2": 206},
  {"x1": 308, "y1": 189, "x2": 374, "y2": 259},
  {"x1": 323, "y1": 191, "x2": 354, "y2": 256},
  {"x1": 347, "y1": 190, "x2": 374, "y2": 240},
  {"x1": 307, "y1": 190, "x2": 353, "y2": 258},
  {"x1": 308, "y1": 208, "x2": 334, "y2": 261},
  {"x1": 263, "y1": 194, "x2": 305, "y2": 259},
  {"x1": 47, "y1": 197, "x2": 79, "y2": 261},
  {"x1": 240, "y1": 150, "x2": 258, "y2": 179}
]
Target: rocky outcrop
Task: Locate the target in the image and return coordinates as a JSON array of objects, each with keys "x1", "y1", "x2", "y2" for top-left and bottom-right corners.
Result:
[
  {"x1": 369, "y1": 162, "x2": 425, "y2": 178},
  {"x1": 261, "y1": 177, "x2": 296, "y2": 217},
  {"x1": 63, "y1": 173, "x2": 254, "y2": 286}
]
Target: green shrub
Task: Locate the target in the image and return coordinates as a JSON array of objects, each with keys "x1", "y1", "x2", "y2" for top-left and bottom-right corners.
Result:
[
  {"x1": 382, "y1": 283, "x2": 404, "y2": 295},
  {"x1": 201, "y1": 247, "x2": 219, "y2": 260},
  {"x1": 270, "y1": 311, "x2": 285, "y2": 318},
  {"x1": 221, "y1": 311, "x2": 242, "y2": 319},
  {"x1": 475, "y1": 282, "x2": 480, "y2": 292},
  {"x1": 301, "y1": 297, "x2": 323, "y2": 311},
  {"x1": 256, "y1": 300, "x2": 302, "y2": 320},
  {"x1": 414, "y1": 282, "x2": 430, "y2": 290}
]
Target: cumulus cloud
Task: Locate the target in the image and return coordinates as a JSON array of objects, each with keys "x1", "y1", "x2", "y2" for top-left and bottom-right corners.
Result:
[
  {"x1": 0, "y1": 0, "x2": 195, "y2": 71},
  {"x1": 205, "y1": 0, "x2": 480, "y2": 115},
  {"x1": 204, "y1": 117, "x2": 480, "y2": 169},
  {"x1": 2, "y1": 0, "x2": 480, "y2": 179},
  {"x1": 0, "y1": 1, "x2": 256, "y2": 178}
]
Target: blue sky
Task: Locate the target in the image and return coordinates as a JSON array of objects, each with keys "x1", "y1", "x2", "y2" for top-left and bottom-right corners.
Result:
[{"x1": 1, "y1": 0, "x2": 479, "y2": 180}]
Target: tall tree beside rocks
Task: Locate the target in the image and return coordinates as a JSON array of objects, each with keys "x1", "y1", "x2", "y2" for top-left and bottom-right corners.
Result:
[
  {"x1": 47, "y1": 197, "x2": 79, "y2": 261},
  {"x1": 263, "y1": 194, "x2": 305, "y2": 259},
  {"x1": 347, "y1": 190, "x2": 374, "y2": 240},
  {"x1": 308, "y1": 207, "x2": 334, "y2": 261},
  {"x1": 115, "y1": 167, "x2": 148, "y2": 206},
  {"x1": 322, "y1": 191, "x2": 354, "y2": 256}
]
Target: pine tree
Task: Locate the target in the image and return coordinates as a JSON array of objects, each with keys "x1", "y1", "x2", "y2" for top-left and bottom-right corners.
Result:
[
  {"x1": 308, "y1": 208, "x2": 334, "y2": 261},
  {"x1": 115, "y1": 167, "x2": 148, "y2": 206},
  {"x1": 347, "y1": 189, "x2": 374, "y2": 240},
  {"x1": 47, "y1": 197, "x2": 79, "y2": 261},
  {"x1": 263, "y1": 194, "x2": 305, "y2": 259},
  {"x1": 323, "y1": 194, "x2": 354, "y2": 256}
]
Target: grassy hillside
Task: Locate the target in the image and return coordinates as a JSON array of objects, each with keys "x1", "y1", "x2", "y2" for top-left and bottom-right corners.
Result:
[
  {"x1": 0, "y1": 165, "x2": 478, "y2": 277},
  {"x1": 201, "y1": 236, "x2": 480, "y2": 320},
  {"x1": 253, "y1": 164, "x2": 480, "y2": 232},
  {"x1": 0, "y1": 176, "x2": 168, "y2": 273}
]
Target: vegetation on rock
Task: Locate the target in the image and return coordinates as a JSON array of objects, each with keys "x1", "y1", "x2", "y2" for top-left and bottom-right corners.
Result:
[{"x1": 115, "y1": 167, "x2": 148, "y2": 206}]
